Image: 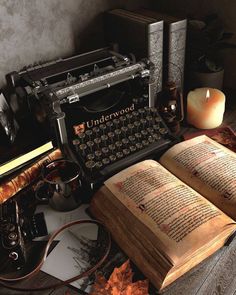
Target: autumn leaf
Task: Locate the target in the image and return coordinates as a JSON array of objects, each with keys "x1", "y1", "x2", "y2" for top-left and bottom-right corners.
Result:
[{"x1": 90, "y1": 260, "x2": 149, "y2": 295}]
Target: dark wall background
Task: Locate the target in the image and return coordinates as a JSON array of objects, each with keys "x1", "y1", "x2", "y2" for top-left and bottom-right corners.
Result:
[
  {"x1": 0, "y1": 0, "x2": 151, "y2": 88},
  {"x1": 150, "y1": 0, "x2": 236, "y2": 89}
]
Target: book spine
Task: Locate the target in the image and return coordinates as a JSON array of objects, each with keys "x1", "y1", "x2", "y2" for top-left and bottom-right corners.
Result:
[
  {"x1": 0, "y1": 149, "x2": 62, "y2": 204},
  {"x1": 147, "y1": 21, "x2": 164, "y2": 105},
  {"x1": 167, "y1": 19, "x2": 187, "y2": 92}
]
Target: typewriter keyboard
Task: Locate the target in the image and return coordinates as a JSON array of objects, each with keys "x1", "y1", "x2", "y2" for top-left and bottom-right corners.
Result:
[{"x1": 72, "y1": 107, "x2": 176, "y2": 183}]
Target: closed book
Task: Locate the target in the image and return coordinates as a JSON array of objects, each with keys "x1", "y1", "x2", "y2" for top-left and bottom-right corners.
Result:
[
  {"x1": 105, "y1": 9, "x2": 163, "y2": 105},
  {"x1": 136, "y1": 9, "x2": 187, "y2": 93}
]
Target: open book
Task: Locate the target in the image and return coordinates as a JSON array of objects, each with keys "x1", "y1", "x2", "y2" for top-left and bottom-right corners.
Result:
[{"x1": 90, "y1": 135, "x2": 236, "y2": 290}]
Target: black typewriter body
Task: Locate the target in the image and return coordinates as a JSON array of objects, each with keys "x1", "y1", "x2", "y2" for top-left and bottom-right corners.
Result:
[{"x1": 7, "y1": 48, "x2": 179, "y2": 193}]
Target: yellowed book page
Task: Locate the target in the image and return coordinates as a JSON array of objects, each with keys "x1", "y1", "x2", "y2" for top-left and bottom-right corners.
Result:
[
  {"x1": 104, "y1": 159, "x2": 235, "y2": 266},
  {"x1": 160, "y1": 135, "x2": 236, "y2": 220}
]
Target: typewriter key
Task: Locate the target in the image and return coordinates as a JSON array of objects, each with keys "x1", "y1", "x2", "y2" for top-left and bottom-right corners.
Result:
[
  {"x1": 106, "y1": 121, "x2": 113, "y2": 131},
  {"x1": 130, "y1": 145, "x2": 137, "y2": 153},
  {"x1": 102, "y1": 158, "x2": 110, "y2": 166},
  {"x1": 148, "y1": 136, "x2": 155, "y2": 143},
  {"x1": 141, "y1": 130, "x2": 148, "y2": 138},
  {"x1": 127, "y1": 123, "x2": 134, "y2": 134},
  {"x1": 101, "y1": 134, "x2": 108, "y2": 145},
  {"x1": 85, "y1": 160, "x2": 96, "y2": 172},
  {"x1": 114, "y1": 129, "x2": 121, "y2": 141},
  {"x1": 134, "y1": 121, "x2": 141, "y2": 132},
  {"x1": 72, "y1": 139, "x2": 80, "y2": 152},
  {"x1": 121, "y1": 126, "x2": 128, "y2": 136},
  {"x1": 153, "y1": 133, "x2": 161, "y2": 141},
  {"x1": 122, "y1": 138, "x2": 129, "y2": 145},
  {"x1": 146, "y1": 115, "x2": 153, "y2": 127},
  {"x1": 92, "y1": 127, "x2": 100, "y2": 136},
  {"x1": 123, "y1": 148, "x2": 130, "y2": 156},
  {"x1": 108, "y1": 144, "x2": 116, "y2": 153},
  {"x1": 138, "y1": 108, "x2": 145, "y2": 118},
  {"x1": 113, "y1": 118, "x2": 120, "y2": 129},
  {"x1": 100, "y1": 124, "x2": 107, "y2": 134},
  {"x1": 95, "y1": 161, "x2": 103, "y2": 169},
  {"x1": 128, "y1": 135, "x2": 136, "y2": 143},
  {"x1": 87, "y1": 153, "x2": 95, "y2": 161},
  {"x1": 155, "y1": 116, "x2": 162, "y2": 123},
  {"x1": 147, "y1": 127, "x2": 154, "y2": 134},
  {"x1": 126, "y1": 113, "x2": 133, "y2": 124},
  {"x1": 85, "y1": 130, "x2": 93, "y2": 140},
  {"x1": 102, "y1": 147, "x2": 109, "y2": 156},
  {"x1": 116, "y1": 151, "x2": 123, "y2": 159},
  {"x1": 95, "y1": 150, "x2": 102, "y2": 160},
  {"x1": 135, "y1": 132, "x2": 142, "y2": 141},
  {"x1": 136, "y1": 142, "x2": 143, "y2": 150},
  {"x1": 108, "y1": 132, "x2": 115, "y2": 143},
  {"x1": 159, "y1": 127, "x2": 168, "y2": 135},
  {"x1": 78, "y1": 133, "x2": 86, "y2": 143},
  {"x1": 79, "y1": 143, "x2": 87, "y2": 157},
  {"x1": 132, "y1": 110, "x2": 139, "y2": 120},
  {"x1": 142, "y1": 140, "x2": 149, "y2": 147},
  {"x1": 109, "y1": 155, "x2": 116, "y2": 162},
  {"x1": 150, "y1": 107, "x2": 158, "y2": 116},
  {"x1": 94, "y1": 137, "x2": 101, "y2": 148},
  {"x1": 153, "y1": 124, "x2": 160, "y2": 132},
  {"x1": 87, "y1": 141, "x2": 94, "y2": 152},
  {"x1": 144, "y1": 106, "x2": 151, "y2": 114},
  {"x1": 120, "y1": 116, "x2": 126, "y2": 126},
  {"x1": 115, "y1": 141, "x2": 122, "y2": 150},
  {"x1": 140, "y1": 119, "x2": 147, "y2": 129}
]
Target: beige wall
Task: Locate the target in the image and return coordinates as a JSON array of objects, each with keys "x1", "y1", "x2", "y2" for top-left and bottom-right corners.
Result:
[{"x1": 151, "y1": 0, "x2": 236, "y2": 89}]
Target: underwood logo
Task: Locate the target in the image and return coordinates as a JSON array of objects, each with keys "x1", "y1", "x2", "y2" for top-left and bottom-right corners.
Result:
[{"x1": 73, "y1": 103, "x2": 135, "y2": 135}]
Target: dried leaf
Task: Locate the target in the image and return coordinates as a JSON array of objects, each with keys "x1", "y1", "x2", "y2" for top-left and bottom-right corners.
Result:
[{"x1": 90, "y1": 260, "x2": 149, "y2": 295}]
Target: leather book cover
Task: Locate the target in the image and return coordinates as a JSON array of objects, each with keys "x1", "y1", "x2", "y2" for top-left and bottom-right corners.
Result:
[
  {"x1": 136, "y1": 9, "x2": 187, "y2": 93},
  {"x1": 105, "y1": 9, "x2": 164, "y2": 103}
]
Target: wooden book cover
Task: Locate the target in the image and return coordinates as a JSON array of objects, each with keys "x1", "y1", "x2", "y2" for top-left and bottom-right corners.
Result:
[{"x1": 90, "y1": 135, "x2": 236, "y2": 290}]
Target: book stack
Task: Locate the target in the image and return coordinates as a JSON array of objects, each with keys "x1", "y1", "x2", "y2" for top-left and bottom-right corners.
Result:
[{"x1": 105, "y1": 8, "x2": 187, "y2": 100}]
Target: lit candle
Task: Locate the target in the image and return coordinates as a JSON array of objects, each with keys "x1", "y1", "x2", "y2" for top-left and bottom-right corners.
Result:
[{"x1": 187, "y1": 88, "x2": 225, "y2": 129}]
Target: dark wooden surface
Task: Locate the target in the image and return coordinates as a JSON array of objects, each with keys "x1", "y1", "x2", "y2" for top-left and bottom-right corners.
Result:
[{"x1": 0, "y1": 91, "x2": 236, "y2": 295}]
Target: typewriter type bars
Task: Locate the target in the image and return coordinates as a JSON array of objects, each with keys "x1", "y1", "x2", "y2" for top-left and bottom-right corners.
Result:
[{"x1": 72, "y1": 106, "x2": 173, "y2": 183}]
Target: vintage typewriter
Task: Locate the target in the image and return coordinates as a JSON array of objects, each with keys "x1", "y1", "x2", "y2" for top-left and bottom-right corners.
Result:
[{"x1": 6, "y1": 48, "x2": 179, "y2": 191}]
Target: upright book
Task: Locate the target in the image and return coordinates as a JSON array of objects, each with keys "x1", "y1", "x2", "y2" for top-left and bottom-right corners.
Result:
[
  {"x1": 90, "y1": 135, "x2": 236, "y2": 290},
  {"x1": 105, "y1": 9, "x2": 163, "y2": 105},
  {"x1": 136, "y1": 8, "x2": 187, "y2": 93}
]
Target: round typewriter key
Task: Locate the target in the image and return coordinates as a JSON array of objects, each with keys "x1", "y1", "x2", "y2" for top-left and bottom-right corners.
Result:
[
  {"x1": 127, "y1": 123, "x2": 134, "y2": 134},
  {"x1": 140, "y1": 119, "x2": 147, "y2": 129},
  {"x1": 101, "y1": 134, "x2": 108, "y2": 145},
  {"x1": 109, "y1": 155, "x2": 116, "y2": 162},
  {"x1": 102, "y1": 147, "x2": 109, "y2": 156},
  {"x1": 120, "y1": 116, "x2": 126, "y2": 126},
  {"x1": 138, "y1": 108, "x2": 145, "y2": 118},
  {"x1": 102, "y1": 158, "x2": 110, "y2": 166},
  {"x1": 85, "y1": 130, "x2": 93, "y2": 140},
  {"x1": 113, "y1": 118, "x2": 120, "y2": 128},
  {"x1": 142, "y1": 139, "x2": 149, "y2": 146},
  {"x1": 135, "y1": 132, "x2": 142, "y2": 141},
  {"x1": 114, "y1": 129, "x2": 121, "y2": 141},
  {"x1": 95, "y1": 150, "x2": 102, "y2": 160},
  {"x1": 94, "y1": 137, "x2": 101, "y2": 148},
  {"x1": 134, "y1": 121, "x2": 141, "y2": 132},
  {"x1": 146, "y1": 115, "x2": 153, "y2": 126},
  {"x1": 136, "y1": 142, "x2": 143, "y2": 150},
  {"x1": 106, "y1": 121, "x2": 113, "y2": 131},
  {"x1": 79, "y1": 143, "x2": 87, "y2": 157},
  {"x1": 121, "y1": 126, "x2": 128, "y2": 136},
  {"x1": 153, "y1": 124, "x2": 160, "y2": 132},
  {"x1": 130, "y1": 145, "x2": 137, "y2": 153},
  {"x1": 72, "y1": 139, "x2": 80, "y2": 152},
  {"x1": 122, "y1": 138, "x2": 129, "y2": 145},
  {"x1": 95, "y1": 161, "x2": 103, "y2": 169},
  {"x1": 115, "y1": 141, "x2": 122, "y2": 150},
  {"x1": 87, "y1": 141, "x2": 94, "y2": 152},
  {"x1": 78, "y1": 133, "x2": 85, "y2": 143},
  {"x1": 141, "y1": 130, "x2": 148, "y2": 138},
  {"x1": 132, "y1": 110, "x2": 139, "y2": 120},
  {"x1": 148, "y1": 136, "x2": 155, "y2": 143},
  {"x1": 87, "y1": 153, "x2": 95, "y2": 161},
  {"x1": 116, "y1": 151, "x2": 123, "y2": 159},
  {"x1": 147, "y1": 127, "x2": 154, "y2": 134},
  {"x1": 126, "y1": 113, "x2": 133, "y2": 123},
  {"x1": 153, "y1": 133, "x2": 161, "y2": 141},
  {"x1": 159, "y1": 127, "x2": 168, "y2": 135},
  {"x1": 100, "y1": 124, "x2": 107, "y2": 134},
  {"x1": 85, "y1": 160, "x2": 96, "y2": 172},
  {"x1": 92, "y1": 127, "x2": 100, "y2": 136},
  {"x1": 144, "y1": 106, "x2": 151, "y2": 114},
  {"x1": 108, "y1": 144, "x2": 116, "y2": 152},
  {"x1": 123, "y1": 148, "x2": 130, "y2": 156},
  {"x1": 150, "y1": 107, "x2": 158, "y2": 115},
  {"x1": 128, "y1": 135, "x2": 136, "y2": 144},
  {"x1": 108, "y1": 132, "x2": 115, "y2": 143}
]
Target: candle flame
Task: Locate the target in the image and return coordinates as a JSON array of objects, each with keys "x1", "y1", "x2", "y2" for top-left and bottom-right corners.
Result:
[{"x1": 206, "y1": 89, "x2": 210, "y2": 102}]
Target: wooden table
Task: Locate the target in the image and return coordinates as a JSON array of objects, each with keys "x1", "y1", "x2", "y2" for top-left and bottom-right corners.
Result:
[{"x1": 1, "y1": 91, "x2": 236, "y2": 295}]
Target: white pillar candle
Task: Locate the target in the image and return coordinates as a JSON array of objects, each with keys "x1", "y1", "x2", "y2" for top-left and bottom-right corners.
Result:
[{"x1": 187, "y1": 88, "x2": 225, "y2": 129}]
